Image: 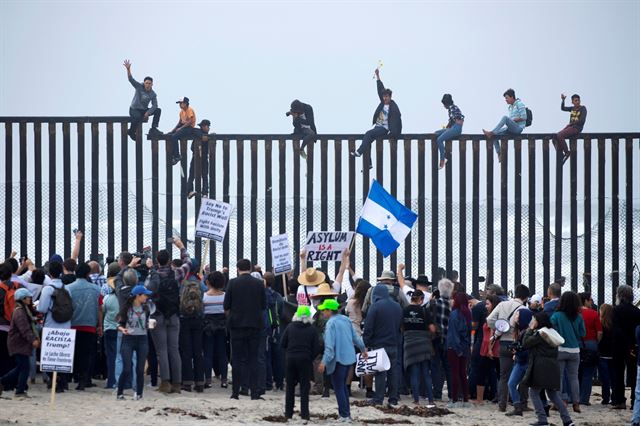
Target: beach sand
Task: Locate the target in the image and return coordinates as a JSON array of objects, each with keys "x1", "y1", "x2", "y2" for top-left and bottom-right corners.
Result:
[{"x1": 0, "y1": 379, "x2": 632, "y2": 425}]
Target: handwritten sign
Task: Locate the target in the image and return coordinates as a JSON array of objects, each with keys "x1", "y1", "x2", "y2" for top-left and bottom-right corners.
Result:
[
  {"x1": 195, "y1": 199, "x2": 234, "y2": 242},
  {"x1": 355, "y1": 348, "x2": 390, "y2": 377},
  {"x1": 270, "y1": 234, "x2": 292, "y2": 275},
  {"x1": 40, "y1": 328, "x2": 76, "y2": 373},
  {"x1": 305, "y1": 231, "x2": 354, "y2": 262}
]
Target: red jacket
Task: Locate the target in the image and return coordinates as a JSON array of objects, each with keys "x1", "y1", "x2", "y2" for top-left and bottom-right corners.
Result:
[{"x1": 8, "y1": 302, "x2": 37, "y2": 356}]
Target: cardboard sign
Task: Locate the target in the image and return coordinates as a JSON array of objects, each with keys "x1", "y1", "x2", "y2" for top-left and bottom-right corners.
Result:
[
  {"x1": 305, "y1": 231, "x2": 354, "y2": 262},
  {"x1": 195, "y1": 199, "x2": 234, "y2": 242},
  {"x1": 355, "y1": 348, "x2": 391, "y2": 377},
  {"x1": 270, "y1": 234, "x2": 293, "y2": 275},
  {"x1": 40, "y1": 328, "x2": 76, "y2": 373}
]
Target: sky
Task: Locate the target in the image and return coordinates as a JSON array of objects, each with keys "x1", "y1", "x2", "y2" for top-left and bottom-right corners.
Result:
[{"x1": 1, "y1": 0, "x2": 639, "y2": 134}]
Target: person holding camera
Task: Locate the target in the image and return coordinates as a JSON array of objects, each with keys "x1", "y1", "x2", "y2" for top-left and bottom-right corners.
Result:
[
  {"x1": 145, "y1": 237, "x2": 192, "y2": 394},
  {"x1": 287, "y1": 100, "x2": 317, "y2": 159}
]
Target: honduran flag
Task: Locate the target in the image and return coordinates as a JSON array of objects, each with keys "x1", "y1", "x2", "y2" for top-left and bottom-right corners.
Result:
[{"x1": 356, "y1": 180, "x2": 418, "y2": 257}]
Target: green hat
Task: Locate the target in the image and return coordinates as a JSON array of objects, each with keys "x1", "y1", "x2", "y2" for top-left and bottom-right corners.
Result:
[
  {"x1": 317, "y1": 299, "x2": 339, "y2": 312},
  {"x1": 296, "y1": 305, "x2": 311, "y2": 317}
]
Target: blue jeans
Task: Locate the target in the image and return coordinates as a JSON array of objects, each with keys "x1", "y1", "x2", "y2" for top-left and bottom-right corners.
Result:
[
  {"x1": 633, "y1": 366, "x2": 640, "y2": 423},
  {"x1": 558, "y1": 351, "x2": 580, "y2": 403},
  {"x1": 435, "y1": 123, "x2": 463, "y2": 161},
  {"x1": 597, "y1": 357, "x2": 614, "y2": 404},
  {"x1": 170, "y1": 126, "x2": 195, "y2": 159},
  {"x1": 508, "y1": 362, "x2": 528, "y2": 404},
  {"x1": 104, "y1": 329, "x2": 118, "y2": 388},
  {"x1": 374, "y1": 346, "x2": 399, "y2": 404},
  {"x1": 530, "y1": 387, "x2": 573, "y2": 424},
  {"x1": 579, "y1": 340, "x2": 599, "y2": 404},
  {"x1": 118, "y1": 335, "x2": 148, "y2": 397},
  {"x1": 115, "y1": 331, "x2": 136, "y2": 390},
  {"x1": 356, "y1": 126, "x2": 389, "y2": 166},
  {"x1": 409, "y1": 359, "x2": 434, "y2": 402},
  {"x1": 203, "y1": 328, "x2": 228, "y2": 381},
  {"x1": 491, "y1": 116, "x2": 524, "y2": 154},
  {"x1": 0, "y1": 354, "x2": 30, "y2": 394},
  {"x1": 331, "y1": 363, "x2": 351, "y2": 419}
]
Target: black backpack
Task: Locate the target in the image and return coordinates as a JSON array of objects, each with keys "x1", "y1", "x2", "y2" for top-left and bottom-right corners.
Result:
[
  {"x1": 525, "y1": 108, "x2": 533, "y2": 127},
  {"x1": 50, "y1": 285, "x2": 74, "y2": 323},
  {"x1": 156, "y1": 274, "x2": 180, "y2": 318}
]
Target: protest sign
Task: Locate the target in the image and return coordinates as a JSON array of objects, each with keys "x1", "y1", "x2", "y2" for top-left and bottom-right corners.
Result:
[
  {"x1": 270, "y1": 234, "x2": 292, "y2": 274},
  {"x1": 305, "y1": 231, "x2": 354, "y2": 262},
  {"x1": 40, "y1": 328, "x2": 76, "y2": 373},
  {"x1": 195, "y1": 199, "x2": 234, "y2": 242},
  {"x1": 355, "y1": 348, "x2": 391, "y2": 377}
]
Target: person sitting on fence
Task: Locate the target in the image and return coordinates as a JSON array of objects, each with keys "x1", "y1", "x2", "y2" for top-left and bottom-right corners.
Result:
[
  {"x1": 552, "y1": 94, "x2": 587, "y2": 165},
  {"x1": 351, "y1": 68, "x2": 402, "y2": 171},
  {"x1": 123, "y1": 59, "x2": 162, "y2": 140},
  {"x1": 434, "y1": 94, "x2": 464, "y2": 170},
  {"x1": 166, "y1": 97, "x2": 196, "y2": 167},
  {"x1": 287, "y1": 99, "x2": 317, "y2": 160},
  {"x1": 483, "y1": 88, "x2": 528, "y2": 162},
  {"x1": 187, "y1": 119, "x2": 213, "y2": 199}
]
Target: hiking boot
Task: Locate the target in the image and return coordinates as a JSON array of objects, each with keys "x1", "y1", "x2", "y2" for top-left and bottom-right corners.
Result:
[
  {"x1": 169, "y1": 383, "x2": 182, "y2": 394},
  {"x1": 505, "y1": 402, "x2": 523, "y2": 416},
  {"x1": 157, "y1": 381, "x2": 171, "y2": 394}
]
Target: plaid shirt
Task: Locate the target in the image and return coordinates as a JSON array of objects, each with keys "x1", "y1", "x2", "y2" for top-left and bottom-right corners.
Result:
[{"x1": 432, "y1": 296, "x2": 452, "y2": 337}]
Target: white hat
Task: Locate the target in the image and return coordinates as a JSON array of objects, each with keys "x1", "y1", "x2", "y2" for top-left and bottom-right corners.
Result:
[{"x1": 530, "y1": 294, "x2": 543, "y2": 305}]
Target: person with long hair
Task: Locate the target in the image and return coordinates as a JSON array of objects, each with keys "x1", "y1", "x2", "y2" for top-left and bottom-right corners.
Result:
[
  {"x1": 551, "y1": 291, "x2": 585, "y2": 413},
  {"x1": 202, "y1": 271, "x2": 228, "y2": 389},
  {"x1": 116, "y1": 280, "x2": 152, "y2": 400},
  {"x1": 597, "y1": 303, "x2": 614, "y2": 405},
  {"x1": 523, "y1": 312, "x2": 575, "y2": 426},
  {"x1": 446, "y1": 292, "x2": 471, "y2": 407},
  {"x1": 577, "y1": 292, "x2": 602, "y2": 405},
  {"x1": 345, "y1": 279, "x2": 373, "y2": 396},
  {"x1": 474, "y1": 294, "x2": 500, "y2": 405}
]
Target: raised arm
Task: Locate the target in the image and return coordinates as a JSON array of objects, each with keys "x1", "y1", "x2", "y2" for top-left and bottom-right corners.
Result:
[
  {"x1": 71, "y1": 230, "x2": 83, "y2": 261},
  {"x1": 173, "y1": 237, "x2": 192, "y2": 282},
  {"x1": 124, "y1": 59, "x2": 141, "y2": 89},
  {"x1": 560, "y1": 94, "x2": 572, "y2": 112}
]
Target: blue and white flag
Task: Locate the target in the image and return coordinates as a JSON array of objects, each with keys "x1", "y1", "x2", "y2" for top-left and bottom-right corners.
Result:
[{"x1": 356, "y1": 180, "x2": 418, "y2": 257}]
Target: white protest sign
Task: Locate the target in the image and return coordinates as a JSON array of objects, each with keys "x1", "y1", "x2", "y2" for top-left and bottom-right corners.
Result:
[
  {"x1": 195, "y1": 198, "x2": 234, "y2": 242},
  {"x1": 355, "y1": 348, "x2": 391, "y2": 377},
  {"x1": 270, "y1": 234, "x2": 293, "y2": 275},
  {"x1": 40, "y1": 328, "x2": 76, "y2": 373},
  {"x1": 305, "y1": 231, "x2": 354, "y2": 262}
]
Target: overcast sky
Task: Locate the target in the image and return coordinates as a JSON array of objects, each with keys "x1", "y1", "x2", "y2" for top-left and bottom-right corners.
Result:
[{"x1": 1, "y1": 0, "x2": 639, "y2": 134}]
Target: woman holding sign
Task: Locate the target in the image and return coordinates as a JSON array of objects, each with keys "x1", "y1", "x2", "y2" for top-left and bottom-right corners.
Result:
[{"x1": 318, "y1": 299, "x2": 367, "y2": 423}]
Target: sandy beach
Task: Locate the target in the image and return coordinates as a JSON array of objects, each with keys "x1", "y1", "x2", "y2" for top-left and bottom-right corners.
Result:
[{"x1": 0, "y1": 378, "x2": 631, "y2": 426}]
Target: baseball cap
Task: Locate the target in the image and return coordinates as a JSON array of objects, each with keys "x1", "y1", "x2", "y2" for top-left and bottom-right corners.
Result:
[
  {"x1": 131, "y1": 285, "x2": 153, "y2": 296},
  {"x1": 176, "y1": 97, "x2": 190, "y2": 105},
  {"x1": 296, "y1": 305, "x2": 311, "y2": 317},
  {"x1": 198, "y1": 119, "x2": 211, "y2": 127},
  {"x1": 317, "y1": 299, "x2": 339, "y2": 311}
]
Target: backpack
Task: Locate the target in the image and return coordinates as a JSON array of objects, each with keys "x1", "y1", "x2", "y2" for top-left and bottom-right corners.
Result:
[
  {"x1": 266, "y1": 288, "x2": 280, "y2": 329},
  {"x1": 155, "y1": 273, "x2": 180, "y2": 318},
  {"x1": 525, "y1": 108, "x2": 533, "y2": 127},
  {"x1": 49, "y1": 285, "x2": 74, "y2": 323},
  {"x1": 0, "y1": 281, "x2": 20, "y2": 323},
  {"x1": 180, "y1": 278, "x2": 203, "y2": 317}
]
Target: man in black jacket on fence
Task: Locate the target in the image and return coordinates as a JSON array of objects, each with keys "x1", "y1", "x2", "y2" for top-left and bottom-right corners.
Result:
[
  {"x1": 352, "y1": 69, "x2": 402, "y2": 170},
  {"x1": 187, "y1": 119, "x2": 212, "y2": 199},
  {"x1": 287, "y1": 100, "x2": 317, "y2": 160}
]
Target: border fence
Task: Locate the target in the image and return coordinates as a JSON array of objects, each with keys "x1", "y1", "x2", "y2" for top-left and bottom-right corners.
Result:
[{"x1": 1, "y1": 116, "x2": 638, "y2": 305}]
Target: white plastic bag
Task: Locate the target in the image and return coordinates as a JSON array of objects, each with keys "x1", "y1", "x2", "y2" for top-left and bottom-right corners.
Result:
[
  {"x1": 538, "y1": 327, "x2": 565, "y2": 348},
  {"x1": 355, "y1": 348, "x2": 390, "y2": 377}
]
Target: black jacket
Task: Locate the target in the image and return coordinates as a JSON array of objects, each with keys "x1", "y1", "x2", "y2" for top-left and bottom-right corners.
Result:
[
  {"x1": 371, "y1": 80, "x2": 402, "y2": 136},
  {"x1": 292, "y1": 102, "x2": 317, "y2": 134},
  {"x1": 522, "y1": 329, "x2": 561, "y2": 390},
  {"x1": 281, "y1": 320, "x2": 321, "y2": 360},
  {"x1": 363, "y1": 285, "x2": 403, "y2": 349},
  {"x1": 223, "y1": 274, "x2": 266, "y2": 331}
]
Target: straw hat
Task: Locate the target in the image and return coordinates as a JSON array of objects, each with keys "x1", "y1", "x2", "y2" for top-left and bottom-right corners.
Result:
[
  {"x1": 297, "y1": 267, "x2": 326, "y2": 286},
  {"x1": 310, "y1": 283, "x2": 338, "y2": 298}
]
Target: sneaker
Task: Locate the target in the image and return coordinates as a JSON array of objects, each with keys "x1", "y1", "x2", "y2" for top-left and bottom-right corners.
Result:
[
  {"x1": 446, "y1": 401, "x2": 462, "y2": 408},
  {"x1": 116, "y1": 394, "x2": 125, "y2": 400},
  {"x1": 366, "y1": 399, "x2": 382, "y2": 406},
  {"x1": 388, "y1": 399, "x2": 398, "y2": 406},
  {"x1": 133, "y1": 393, "x2": 143, "y2": 400},
  {"x1": 171, "y1": 155, "x2": 181, "y2": 166},
  {"x1": 187, "y1": 191, "x2": 197, "y2": 199},
  {"x1": 439, "y1": 158, "x2": 447, "y2": 170},
  {"x1": 148, "y1": 128, "x2": 164, "y2": 138},
  {"x1": 462, "y1": 401, "x2": 473, "y2": 408},
  {"x1": 562, "y1": 151, "x2": 571, "y2": 165},
  {"x1": 127, "y1": 129, "x2": 137, "y2": 141},
  {"x1": 350, "y1": 151, "x2": 361, "y2": 158},
  {"x1": 14, "y1": 392, "x2": 31, "y2": 400},
  {"x1": 562, "y1": 422, "x2": 575, "y2": 426},
  {"x1": 204, "y1": 382, "x2": 212, "y2": 389},
  {"x1": 300, "y1": 151, "x2": 307, "y2": 160},
  {"x1": 339, "y1": 417, "x2": 353, "y2": 423}
]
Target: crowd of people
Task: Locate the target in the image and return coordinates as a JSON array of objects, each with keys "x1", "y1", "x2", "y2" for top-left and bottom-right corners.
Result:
[
  {"x1": 1, "y1": 231, "x2": 638, "y2": 425},
  {"x1": 123, "y1": 59, "x2": 588, "y2": 191}
]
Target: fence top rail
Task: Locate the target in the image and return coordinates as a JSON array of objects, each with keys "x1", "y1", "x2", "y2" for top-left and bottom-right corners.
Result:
[{"x1": 0, "y1": 117, "x2": 638, "y2": 140}]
